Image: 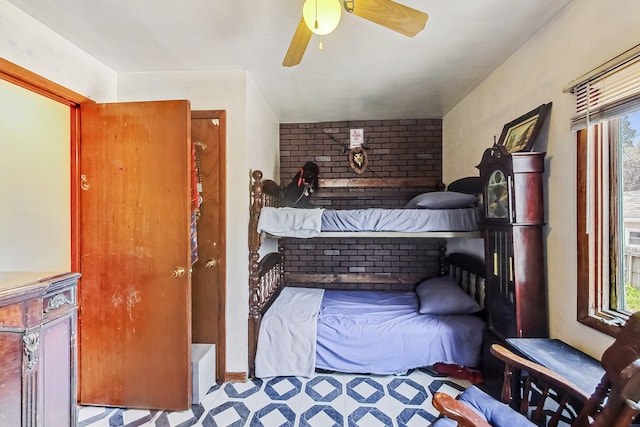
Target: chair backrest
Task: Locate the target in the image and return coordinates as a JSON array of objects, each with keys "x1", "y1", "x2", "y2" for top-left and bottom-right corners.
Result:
[
  {"x1": 489, "y1": 312, "x2": 640, "y2": 427},
  {"x1": 573, "y1": 312, "x2": 640, "y2": 427},
  {"x1": 433, "y1": 314, "x2": 640, "y2": 427}
]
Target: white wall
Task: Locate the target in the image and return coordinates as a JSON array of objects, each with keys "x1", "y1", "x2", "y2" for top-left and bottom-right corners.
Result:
[
  {"x1": 0, "y1": 0, "x2": 116, "y2": 101},
  {"x1": 246, "y1": 74, "x2": 281, "y2": 257},
  {"x1": 0, "y1": 79, "x2": 70, "y2": 271},
  {"x1": 0, "y1": 0, "x2": 116, "y2": 271},
  {"x1": 443, "y1": 0, "x2": 640, "y2": 358},
  {"x1": 0, "y1": 0, "x2": 282, "y2": 374},
  {"x1": 9, "y1": 0, "x2": 628, "y2": 369},
  {"x1": 118, "y1": 71, "x2": 280, "y2": 373}
]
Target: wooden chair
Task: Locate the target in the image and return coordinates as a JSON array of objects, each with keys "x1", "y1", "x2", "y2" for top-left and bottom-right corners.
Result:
[{"x1": 431, "y1": 312, "x2": 640, "y2": 427}]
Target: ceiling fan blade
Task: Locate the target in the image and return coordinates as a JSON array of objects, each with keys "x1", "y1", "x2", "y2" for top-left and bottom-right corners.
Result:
[
  {"x1": 283, "y1": 18, "x2": 313, "y2": 67},
  {"x1": 350, "y1": 0, "x2": 428, "y2": 37}
]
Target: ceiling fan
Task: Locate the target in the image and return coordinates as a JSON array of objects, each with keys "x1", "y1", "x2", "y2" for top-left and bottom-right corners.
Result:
[{"x1": 283, "y1": 0, "x2": 429, "y2": 67}]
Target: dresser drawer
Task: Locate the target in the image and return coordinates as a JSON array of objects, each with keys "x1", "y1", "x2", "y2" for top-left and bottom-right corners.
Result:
[
  {"x1": 0, "y1": 303, "x2": 24, "y2": 330},
  {"x1": 43, "y1": 285, "x2": 76, "y2": 320}
]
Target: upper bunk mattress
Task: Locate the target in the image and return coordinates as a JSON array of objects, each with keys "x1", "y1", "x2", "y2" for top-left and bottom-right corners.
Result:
[
  {"x1": 257, "y1": 207, "x2": 481, "y2": 237},
  {"x1": 321, "y1": 208, "x2": 480, "y2": 232}
]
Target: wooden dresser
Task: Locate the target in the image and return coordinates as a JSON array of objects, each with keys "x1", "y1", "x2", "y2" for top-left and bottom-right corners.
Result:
[{"x1": 0, "y1": 272, "x2": 79, "y2": 427}]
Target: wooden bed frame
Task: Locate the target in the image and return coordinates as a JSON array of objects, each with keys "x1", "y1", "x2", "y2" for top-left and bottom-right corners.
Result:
[
  {"x1": 248, "y1": 249, "x2": 486, "y2": 376},
  {"x1": 248, "y1": 169, "x2": 483, "y2": 284},
  {"x1": 247, "y1": 169, "x2": 487, "y2": 375},
  {"x1": 248, "y1": 170, "x2": 483, "y2": 242}
]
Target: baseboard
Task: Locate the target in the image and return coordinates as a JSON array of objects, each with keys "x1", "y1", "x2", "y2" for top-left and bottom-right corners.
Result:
[{"x1": 223, "y1": 371, "x2": 248, "y2": 382}]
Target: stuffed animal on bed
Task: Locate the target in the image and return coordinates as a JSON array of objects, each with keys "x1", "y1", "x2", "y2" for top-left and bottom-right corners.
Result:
[{"x1": 281, "y1": 162, "x2": 320, "y2": 208}]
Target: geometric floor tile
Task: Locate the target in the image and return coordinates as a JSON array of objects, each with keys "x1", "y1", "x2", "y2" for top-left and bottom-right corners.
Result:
[
  {"x1": 345, "y1": 377, "x2": 385, "y2": 404},
  {"x1": 347, "y1": 406, "x2": 393, "y2": 427},
  {"x1": 204, "y1": 401, "x2": 250, "y2": 426},
  {"x1": 387, "y1": 378, "x2": 428, "y2": 405},
  {"x1": 78, "y1": 367, "x2": 475, "y2": 427},
  {"x1": 251, "y1": 402, "x2": 296, "y2": 426},
  {"x1": 305, "y1": 376, "x2": 343, "y2": 402},
  {"x1": 299, "y1": 404, "x2": 344, "y2": 427},
  {"x1": 224, "y1": 379, "x2": 263, "y2": 399},
  {"x1": 397, "y1": 407, "x2": 437, "y2": 427},
  {"x1": 264, "y1": 377, "x2": 303, "y2": 401}
]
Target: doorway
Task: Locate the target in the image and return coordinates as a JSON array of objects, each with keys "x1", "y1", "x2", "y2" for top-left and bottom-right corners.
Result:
[{"x1": 191, "y1": 110, "x2": 227, "y2": 382}]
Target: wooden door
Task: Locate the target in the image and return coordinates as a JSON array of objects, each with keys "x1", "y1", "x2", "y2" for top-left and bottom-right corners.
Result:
[
  {"x1": 190, "y1": 111, "x2": 226, "y2": 381},
  {"x1": 79, "y1": 100, "x2": 192, "y2": 410}
]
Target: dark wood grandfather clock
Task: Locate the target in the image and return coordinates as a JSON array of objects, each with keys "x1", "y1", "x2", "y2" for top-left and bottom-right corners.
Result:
[{"x1": 478, "y1": 144, "x2": 548, "y2": 340}]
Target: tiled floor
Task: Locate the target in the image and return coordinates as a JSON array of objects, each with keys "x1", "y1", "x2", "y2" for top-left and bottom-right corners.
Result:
[{"x1": 77, "y1": 368, "x2": 471, "y2": 427}]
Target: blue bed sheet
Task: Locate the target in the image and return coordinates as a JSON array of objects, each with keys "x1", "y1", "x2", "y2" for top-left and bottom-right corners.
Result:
[
  {"x1": 321, "y1": 207, "x2": 481, "y2": 232},
  {"x1": 315, "y1": 290, "x2": 485, "y2": 374}
]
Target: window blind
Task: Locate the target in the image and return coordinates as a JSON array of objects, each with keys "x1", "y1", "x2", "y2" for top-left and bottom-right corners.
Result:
[{"x1": 566, "y1": 45, "x2": 640, "y2": 131}]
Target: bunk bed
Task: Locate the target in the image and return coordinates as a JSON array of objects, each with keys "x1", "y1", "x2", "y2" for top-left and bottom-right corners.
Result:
[
  {"x1": 249, "y1": 250, "x2": 486, "y2": 377},
  {"x1": 250, "y1": 170, "x2": 484, "y2": 240},
  {"x1": 247, "y1": 169, "x2": 487, "y2": 377}
]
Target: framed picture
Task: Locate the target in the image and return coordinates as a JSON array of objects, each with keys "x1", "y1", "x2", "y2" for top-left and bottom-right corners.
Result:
[{"x1": 497, "y1": 103, "x2": 552, "y2": 153}]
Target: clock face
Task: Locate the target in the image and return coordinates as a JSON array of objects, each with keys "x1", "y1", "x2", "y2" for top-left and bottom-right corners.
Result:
[{"x1": 486, "y1": 169, "x2": 509, "y2": 219}]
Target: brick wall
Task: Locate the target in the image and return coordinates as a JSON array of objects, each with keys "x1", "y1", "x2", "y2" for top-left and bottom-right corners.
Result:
[
  {"x1": 279, "y1": 119, "x2": 444, "y2": 290},
  {"x1": 280, "y1": 119, "x2": 442, "y2": 180}
]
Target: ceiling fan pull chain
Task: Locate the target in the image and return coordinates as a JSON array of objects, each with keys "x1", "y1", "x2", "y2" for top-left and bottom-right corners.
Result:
[{"x1": 343, "y1": 0, "x2": 354, "y2": 13}]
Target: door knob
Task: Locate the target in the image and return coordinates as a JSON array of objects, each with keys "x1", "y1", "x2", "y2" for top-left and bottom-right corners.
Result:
[
  {"x1": 205, "y1": 259, "x2": 217, "y2": 268},
  {"x1": 171, "y1": 266, "x2": 186, "y2": 277}
]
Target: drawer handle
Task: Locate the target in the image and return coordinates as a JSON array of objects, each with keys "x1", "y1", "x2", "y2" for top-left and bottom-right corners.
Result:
[{"x1": 44, "y1": 294, "x2": 72, "y2": 312}]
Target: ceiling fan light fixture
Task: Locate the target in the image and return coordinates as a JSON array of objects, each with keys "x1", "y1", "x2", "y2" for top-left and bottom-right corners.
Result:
[{"x1": 302, "y1": 0, "x2": 342, "y2": 36}]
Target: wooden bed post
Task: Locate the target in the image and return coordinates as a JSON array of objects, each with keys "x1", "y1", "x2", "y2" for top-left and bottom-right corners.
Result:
[
  {"x1": 248, "y1": 170, "x2": 264, "y2": 376},
  {"x1": 438, "y1": 245, "x2": 448, "y2": 276}
]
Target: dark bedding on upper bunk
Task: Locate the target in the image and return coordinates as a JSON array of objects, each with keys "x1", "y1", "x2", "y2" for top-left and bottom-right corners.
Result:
[{"x1": 254, "y1": 283, "x2": 486, "y2": 378}]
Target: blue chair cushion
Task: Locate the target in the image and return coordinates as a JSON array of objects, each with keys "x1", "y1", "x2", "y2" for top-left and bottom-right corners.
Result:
[
  {"x1": 431, "y1": 416, "x2": 457, "y2": 426},
  {"x1": 460, "y1": 386, "x2": 535, "y2": 426},
  {"x1": 431, "y1": 386, "x2": 535, "y2": 427}
]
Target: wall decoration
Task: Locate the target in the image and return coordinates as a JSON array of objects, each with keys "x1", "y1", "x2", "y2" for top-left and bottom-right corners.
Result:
[
  {"x1": 349, "y1": 147, "x2": 368, "y2": 174},
  {"x1": 497, "y1": 102, "x2": 552, "y2": 153},
  {"x1": 350, "y1": 128, "x2": 364, "y2": 148},
  {"x1": 323, "y1": 129, "x2": 370, "y2": 154}
]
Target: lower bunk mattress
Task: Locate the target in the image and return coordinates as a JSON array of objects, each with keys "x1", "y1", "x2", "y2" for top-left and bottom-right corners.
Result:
[{"x1": 254, "y1": 286, "x2": 485, "y2": 378}]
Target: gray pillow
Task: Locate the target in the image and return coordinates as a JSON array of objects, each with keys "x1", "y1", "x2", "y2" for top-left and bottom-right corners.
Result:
[
  {"x1": 404, "y1": 191, "x2": 478, "y2": 209},
  {"x1": 415, "y1": 276, "x2": 481, "y2": 315}
]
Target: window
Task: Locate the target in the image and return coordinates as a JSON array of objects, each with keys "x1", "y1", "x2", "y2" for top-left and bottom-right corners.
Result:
[
  {"x1": 578, "y1": 111, "x2": 640, "y2": 334},
  {"x1": 627, "y1": 230, "x2": 640, "y2": 247},
  {"x1": 571, "y1": 45, "x2": 640, "y2": 335}
]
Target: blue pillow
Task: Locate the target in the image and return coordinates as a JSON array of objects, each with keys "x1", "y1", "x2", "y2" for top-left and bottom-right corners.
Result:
[
  {"x1": 404, "y1": 191, "x2": 478, "y2": 209},
  {"x1": 415, "y1": 276, "x2": 481, "y2": 315}
]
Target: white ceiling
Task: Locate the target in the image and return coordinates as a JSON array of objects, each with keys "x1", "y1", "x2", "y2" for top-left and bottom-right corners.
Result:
[{"x1": 7, "y1": 0, "x2": 574, "y2": 122}]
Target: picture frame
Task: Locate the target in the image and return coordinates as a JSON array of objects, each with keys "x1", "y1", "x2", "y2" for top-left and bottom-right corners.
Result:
[{"x1": 497, "y1": 102, "x2": 552, "y2": 153}]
